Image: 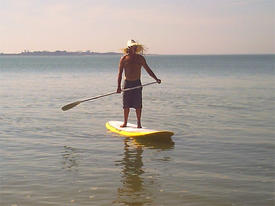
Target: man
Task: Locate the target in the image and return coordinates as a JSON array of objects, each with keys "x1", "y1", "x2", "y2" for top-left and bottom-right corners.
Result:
[{"x1": 117, "y1": 40, "x2": 161, "y2": 128}]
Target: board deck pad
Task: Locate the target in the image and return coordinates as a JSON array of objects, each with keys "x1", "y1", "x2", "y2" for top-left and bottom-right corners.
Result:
[{"x1": 106, "y1": 121, "x2": 174, "y2": 140}]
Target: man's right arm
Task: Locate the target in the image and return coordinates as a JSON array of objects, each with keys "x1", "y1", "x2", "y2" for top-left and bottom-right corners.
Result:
[{"x1": 117, "y1": 56, "x2": 124, "y2": 93}]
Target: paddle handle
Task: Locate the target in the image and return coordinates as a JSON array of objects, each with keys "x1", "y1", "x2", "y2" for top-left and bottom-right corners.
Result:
[
  {"x1": 81, "y1": 81, "x2": 157, "y2": 103},
  {"x1": 123, "y1": 81, "x2": 157, "y2": 92}
]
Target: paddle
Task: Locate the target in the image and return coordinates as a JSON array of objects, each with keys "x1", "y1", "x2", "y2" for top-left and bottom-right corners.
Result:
[{"x1": 61, "y1": 81, "x2": 158, "y2": 111}]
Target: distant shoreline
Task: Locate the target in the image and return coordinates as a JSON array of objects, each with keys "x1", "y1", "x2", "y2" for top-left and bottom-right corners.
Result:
[
  {"x1": 0, "y1": 51, "x2": 273, "y2": 56},
  {"x1": 0, "y1": 50, "x2": 122, "y2": 56}
]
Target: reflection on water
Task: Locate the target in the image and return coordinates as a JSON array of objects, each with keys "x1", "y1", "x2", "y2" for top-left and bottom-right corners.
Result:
[
  {"x1": 133, "y1": 137, "x2": 175, "y2": 150},
  {"x1": 61, "y1": 146, "x2": 79, "y2": 171},
  {"x1": 114, "y1": 137, "x2": 174, "y2": 205}
]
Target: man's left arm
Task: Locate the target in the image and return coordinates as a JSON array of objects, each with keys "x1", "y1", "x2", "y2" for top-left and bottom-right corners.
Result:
[{"x1": 141, "y1": 56, "x2": 161, "y2": 83}]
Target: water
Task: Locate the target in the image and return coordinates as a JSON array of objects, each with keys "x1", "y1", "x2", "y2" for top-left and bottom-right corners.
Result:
[{"x1": 0, "y1": 54, "x2": 274, "y2": 206}]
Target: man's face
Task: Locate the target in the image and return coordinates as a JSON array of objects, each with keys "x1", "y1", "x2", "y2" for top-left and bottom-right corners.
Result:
[{"x1": 129, "y1": 46, "x2": 137, "y2": 53}]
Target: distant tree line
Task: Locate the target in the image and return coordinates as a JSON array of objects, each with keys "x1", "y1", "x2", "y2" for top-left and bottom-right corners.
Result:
[{"x1": 0, "y1": 50, "x2": 121, "y2": 56}]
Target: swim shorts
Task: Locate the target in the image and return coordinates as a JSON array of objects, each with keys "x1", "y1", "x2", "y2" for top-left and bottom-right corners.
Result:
[{"x1": 123, "y1": 79, "x2": 142, "y2": 109}]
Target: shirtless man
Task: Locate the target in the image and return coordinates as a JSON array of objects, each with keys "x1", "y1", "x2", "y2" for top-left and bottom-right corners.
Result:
[{"x1": 117, "y1": 40, "x2": 161, "y2": 128}]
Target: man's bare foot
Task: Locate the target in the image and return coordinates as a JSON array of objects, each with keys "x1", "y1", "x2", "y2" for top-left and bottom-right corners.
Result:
[
  {"x1": 120, "y1": 123, "x2": 127, "y2": 128},
  {"x1": 137, "y1": 123, "x2": 142, "y2": 128}
]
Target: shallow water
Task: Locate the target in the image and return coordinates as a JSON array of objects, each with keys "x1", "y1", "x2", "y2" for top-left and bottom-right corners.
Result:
[{"x1": 0, "y1": 55, "x2": 274, "y2": 205}]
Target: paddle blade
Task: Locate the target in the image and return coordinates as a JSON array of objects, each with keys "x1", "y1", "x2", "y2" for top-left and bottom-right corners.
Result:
[{"x1": 61, "y1": 101, "x2": 81, "y2": 111}]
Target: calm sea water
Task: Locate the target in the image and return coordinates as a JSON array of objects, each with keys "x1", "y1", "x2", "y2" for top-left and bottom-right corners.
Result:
[{"x1": 0, "y1": 55, "x2": 274, "y2": 206}]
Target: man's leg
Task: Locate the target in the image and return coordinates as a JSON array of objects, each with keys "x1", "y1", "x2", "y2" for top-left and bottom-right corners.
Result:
[
  {"x1": 136, "y1": 108, "x2": 142, "y2": 128},
  {"x1": 121, "y1": 108, "x2": 130, "y2": 127}
]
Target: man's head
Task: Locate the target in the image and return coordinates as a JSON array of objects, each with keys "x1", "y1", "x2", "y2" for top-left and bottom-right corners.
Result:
[{"x1": 123, "y1": 40, "x2": 144, "y2": 54}]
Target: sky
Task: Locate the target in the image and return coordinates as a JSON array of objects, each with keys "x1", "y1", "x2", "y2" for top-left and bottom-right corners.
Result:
[{"x1": 0, "y1": 0, "x2": 274, "y2": 54}]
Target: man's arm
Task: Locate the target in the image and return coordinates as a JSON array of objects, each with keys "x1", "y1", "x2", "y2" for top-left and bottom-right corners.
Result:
[
  {"x1": 117, "y1": 56, "x2": 124, "y2": 93},
  {"x1": 141, "y1": 56, "x2": 161, "y2": 83}
]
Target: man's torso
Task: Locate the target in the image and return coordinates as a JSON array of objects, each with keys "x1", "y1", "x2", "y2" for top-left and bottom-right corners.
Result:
[{"x1": 123, "y1": 54, "x2": 143, "y2": 81}]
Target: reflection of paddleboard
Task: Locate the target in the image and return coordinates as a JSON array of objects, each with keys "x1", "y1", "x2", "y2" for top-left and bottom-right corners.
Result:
[{"x1": 106, "y1": 121, "x2": 174, "y2": 140}]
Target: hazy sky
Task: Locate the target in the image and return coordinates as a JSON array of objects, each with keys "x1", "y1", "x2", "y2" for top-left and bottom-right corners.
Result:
[{"x1": 0, "y1": 0, "x2": 274, "y2": 54}]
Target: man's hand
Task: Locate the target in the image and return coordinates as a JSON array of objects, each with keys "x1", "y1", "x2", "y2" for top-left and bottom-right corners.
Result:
[{"x1": 117, "y1": 87, "x2": 122, "y2": 93}]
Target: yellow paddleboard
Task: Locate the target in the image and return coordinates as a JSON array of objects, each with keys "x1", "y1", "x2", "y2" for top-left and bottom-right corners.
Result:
[{"x1": 106, "y1": 121, "x2": 174, "y2": 140}]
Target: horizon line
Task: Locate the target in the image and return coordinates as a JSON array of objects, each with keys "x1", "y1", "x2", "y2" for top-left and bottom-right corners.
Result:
[{"x1": 0, "y1": 50, "x2": 274, "y2": 56}]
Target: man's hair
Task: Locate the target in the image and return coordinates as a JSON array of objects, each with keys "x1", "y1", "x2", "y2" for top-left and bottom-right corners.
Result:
[{"x1": 122, "y1": 45, "x2": 145, "y2": 54}]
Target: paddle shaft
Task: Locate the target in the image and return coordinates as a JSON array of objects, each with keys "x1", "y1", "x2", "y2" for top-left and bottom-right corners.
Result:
[
  {"x1": 62, "y1": 81, "x2": 158, "y2": 111},
  {"x1": 80, "y1": 81, "x2": 157, "y2": 103}
]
